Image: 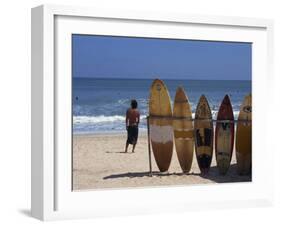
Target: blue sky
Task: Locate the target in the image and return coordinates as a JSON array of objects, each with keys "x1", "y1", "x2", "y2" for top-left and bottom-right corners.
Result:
[{"x1": 72, "y1": 34, "x2": 251, "y2": 80}]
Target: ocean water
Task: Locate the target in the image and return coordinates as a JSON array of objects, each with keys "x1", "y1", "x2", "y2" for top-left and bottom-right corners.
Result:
[{"x1": 73, "y1": 78, "x2": 251, "y2": 134}]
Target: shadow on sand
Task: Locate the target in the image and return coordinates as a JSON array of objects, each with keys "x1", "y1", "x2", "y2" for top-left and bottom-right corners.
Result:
[
  {"x1": 104, "y1": 171, "x2": 201, "y2": 180},
  {"x1": 103, "y1": 163, "x2": 251, "y2": 183},
  {"x1": 200, "y1": 163, "x2": 252, "y2": 183},
  {"x1": 105, "y1": 151, "x2": 134, "y2": 154}
]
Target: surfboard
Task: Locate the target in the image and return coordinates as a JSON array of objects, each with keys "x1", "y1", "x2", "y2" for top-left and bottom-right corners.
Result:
[
  {"x1": 173, "y1": 86, "x2": 194, "y2": 173},
  {"x1": 215, "y1": 95, "x2": 234, "y2": 175},
  {"x1": 194, "y1": 95, "x2": 213, "y2": 174},
  {"x1": 149, "y1": 79, "x2": 173, "y2": 172},
  {"x1": 236, "y1": 94, "x2": 252, "y2": 175}
]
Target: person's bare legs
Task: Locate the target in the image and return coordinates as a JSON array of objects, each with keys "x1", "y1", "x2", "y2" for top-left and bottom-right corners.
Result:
[
  {"x1": 132, "y1": 143, "x2": 136, "y2": 153},
  {"x1": 125, "y1": 142, "x2": 129, "y2": 153}
]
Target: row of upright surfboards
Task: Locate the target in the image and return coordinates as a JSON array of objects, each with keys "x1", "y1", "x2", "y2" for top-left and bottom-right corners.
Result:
[{"x1": 148, "y1": 79, "x2": 252, "y2": 175}]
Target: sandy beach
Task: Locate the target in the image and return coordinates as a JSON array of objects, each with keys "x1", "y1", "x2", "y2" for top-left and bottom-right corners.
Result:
[{"x1": 73, "y1": 132, "x2": 251, "y2": 190}]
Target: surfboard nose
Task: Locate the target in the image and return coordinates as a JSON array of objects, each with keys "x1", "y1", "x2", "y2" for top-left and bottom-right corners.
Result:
[
  {"x1": 176, "y1": 85, "x2": 185, "y2": 92},
  {"x1": 222, "y1": 94, "x2": 231, "y2": 105},
  {"x1": 174, "y1": 86, "x2": 188, "y2": 102},
  {"x1": 151, "y1": 78, "x2": 163, "y2": 86},
  {"x1": 199, "y1": 94, "x2": 207, "y2": 102}
]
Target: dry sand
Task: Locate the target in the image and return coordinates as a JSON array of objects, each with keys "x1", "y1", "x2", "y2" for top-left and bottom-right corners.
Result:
[{"x1": 73, "y1": 132, "x2": 251, "y2": 190}]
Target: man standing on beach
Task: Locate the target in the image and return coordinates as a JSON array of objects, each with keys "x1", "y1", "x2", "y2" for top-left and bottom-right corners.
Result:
[{"x1": 125, "y1": 99, "x2": 140, "y2": 153}]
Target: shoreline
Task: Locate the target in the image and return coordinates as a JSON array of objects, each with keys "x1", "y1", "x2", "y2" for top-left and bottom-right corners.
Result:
[{"x1": 73, "y1": 130, "x2": 147, "y2": 137}]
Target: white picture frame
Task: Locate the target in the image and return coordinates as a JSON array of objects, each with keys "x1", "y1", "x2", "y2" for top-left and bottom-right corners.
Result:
[{"x1": 31, "y1": 4, "x2": 274, "y2": 221}]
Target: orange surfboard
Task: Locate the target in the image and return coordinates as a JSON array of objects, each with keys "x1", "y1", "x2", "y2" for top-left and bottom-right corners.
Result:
[{"x1": 173, "y1": 87, "x2": 194, "y2": 173}]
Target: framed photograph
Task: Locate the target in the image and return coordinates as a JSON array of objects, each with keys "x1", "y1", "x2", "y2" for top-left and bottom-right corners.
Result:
[{"x1": 31, "y1": 4, "x2": 274, "y2": 221}]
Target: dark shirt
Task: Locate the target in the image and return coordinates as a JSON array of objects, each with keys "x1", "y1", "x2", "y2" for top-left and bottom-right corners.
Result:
[{"x1": 126, "y1": 108, "x2": 140, "y2": 126}]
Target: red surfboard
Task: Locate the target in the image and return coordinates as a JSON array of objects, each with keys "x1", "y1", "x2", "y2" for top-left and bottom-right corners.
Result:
[{"x1": 215, "y1": 95, "x2": 234, "y2": 175}]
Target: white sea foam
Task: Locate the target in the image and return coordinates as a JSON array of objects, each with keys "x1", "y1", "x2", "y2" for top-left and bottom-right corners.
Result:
[
  {"x1": 192, "y1": 110, "x2": 240, "y2": 120},
  {"x1": 74, "y1": 115, "x2": 147, "y2": 124},
  {"x1": 74, "y1": 111, "x2": 240, "y2": 125},
  {"x1": 74, "y1": 115, "x2": 124, "y2": 124}
]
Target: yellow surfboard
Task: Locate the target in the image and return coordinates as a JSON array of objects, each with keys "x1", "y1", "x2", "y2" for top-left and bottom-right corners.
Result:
[
  {"x1": 173, "y1": 86, "x2": 194, "y2": 173},
  {"x1": 149, "y1": 79, "x2": 173, "y2": 172},
  {"x1": 236, "y1": 94, "x2": 252, "y2": 175}
]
